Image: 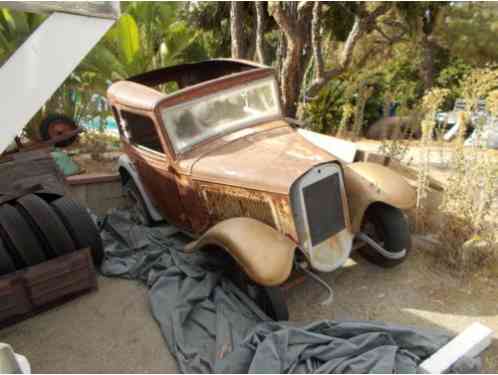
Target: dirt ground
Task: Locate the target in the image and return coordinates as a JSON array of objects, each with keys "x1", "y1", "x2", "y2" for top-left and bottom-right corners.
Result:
[{"x1": 1, "y1": 237, "x2": 497, "y2": 372}]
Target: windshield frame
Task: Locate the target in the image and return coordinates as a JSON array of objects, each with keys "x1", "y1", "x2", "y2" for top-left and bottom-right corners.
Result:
[{"x1": 157, "y1": 69, "x2": 282, "y2": 157}]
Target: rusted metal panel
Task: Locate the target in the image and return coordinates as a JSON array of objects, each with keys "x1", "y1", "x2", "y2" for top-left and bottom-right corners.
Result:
[
  {"x1": 175, "y1": 176, "x2": 210, "y2": 235},
  {"x1": 107, "y1": 60, "x2": 272, "y2": 113},
  {"x1": 128, "y1": 59, "x2": 264, "y2": 88},
  {"x1": 201, "y1": 185, "x2": 277, "y2": 228},
  {"x1": 190, "y1": 125, "x2": 337, "y2": 194},
  {"x1": 156, "y1": 68, "x2": 274, "y2": 109},
  {"x1": 124, "y1": 143, "x2": 189, "y2": 230},
  {"x1": 196, "y1": 182, "x2": 298, "y2": 240}
]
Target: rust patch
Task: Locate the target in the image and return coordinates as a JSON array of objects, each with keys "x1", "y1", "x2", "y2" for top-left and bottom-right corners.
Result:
[{"x1": 201, "y1": 184, "x2": 277, "y2": 228}]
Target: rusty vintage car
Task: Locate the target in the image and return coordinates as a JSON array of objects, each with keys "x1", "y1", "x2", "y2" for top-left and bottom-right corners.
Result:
[{"x1": 108, "y1": 59, "x2": 416, "y2": 319}]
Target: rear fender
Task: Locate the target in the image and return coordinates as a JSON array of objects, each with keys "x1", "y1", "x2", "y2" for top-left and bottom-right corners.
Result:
[
  {"x1": 118, "y1": 154, "x2": 163, "y2": 222},
  {"x1": 185, "y1": 217, "x2": 296, "y2": 286},
  {"x1": 344, "y1": 162, "x2": 416, "y2": 232}
]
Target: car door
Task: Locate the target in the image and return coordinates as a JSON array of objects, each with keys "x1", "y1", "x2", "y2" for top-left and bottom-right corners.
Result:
[{"x1": 119, "y1": 109, "x2": 189, "y2": 230}]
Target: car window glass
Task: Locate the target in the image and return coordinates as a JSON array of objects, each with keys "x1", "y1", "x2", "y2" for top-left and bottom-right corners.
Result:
[
  {"x1": 161, "y1": 77, "x2": 281, "y2": 153},
  {"x1": 120, "y1": 111, "x2": 163, "y2": 153}
]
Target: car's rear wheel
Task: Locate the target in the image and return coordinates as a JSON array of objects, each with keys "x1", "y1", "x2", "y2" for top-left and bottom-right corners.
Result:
[
  {"x1": 357, "y1": 203, "x2": 411, "y2": 268},
  {"x1": 123, "y1": 178, "x2": 154, "y2": 226}
]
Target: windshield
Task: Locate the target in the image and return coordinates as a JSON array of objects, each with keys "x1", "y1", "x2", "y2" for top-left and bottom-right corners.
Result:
[{"x1": 161, "y1": 77, "x2": 281, "y2": 153}]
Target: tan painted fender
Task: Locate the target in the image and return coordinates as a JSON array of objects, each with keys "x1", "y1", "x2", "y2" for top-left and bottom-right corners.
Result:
[
  {"x1": 343, "y1": 162, "x2": 417, "y2": 233},
  {"x1": 185, "y1": 217, "x2": 296, "y2": 286}
]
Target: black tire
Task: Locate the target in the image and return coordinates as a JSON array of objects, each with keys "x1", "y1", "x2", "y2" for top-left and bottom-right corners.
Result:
[
  {"x1": 0, "y1": 204, "x2": 46, "y2": 268},
  {"x1": 123, "y1": 178, "x2": 154, "y2": 226},
  {"x1": 16, "y1": 194, "x2": 76, "y2": 258},
  {"x1": 357, "y1": 203, "x2": 411, "y2": 268},
  {"x1": 255, "y1": 286, "x2": 289, "y2": 321},
  {"x1": 0, "y1": 237, "x2": 16, "y2": 276},
  {"x1": 39, "y1": 113, "x2": 78, "y2": 147},
  {"x1": 221, "y1": 256, "x2": 289, "y2": 321},
  {"x1": 51, "y1": 196, "x2": 104, "y2": 265}
]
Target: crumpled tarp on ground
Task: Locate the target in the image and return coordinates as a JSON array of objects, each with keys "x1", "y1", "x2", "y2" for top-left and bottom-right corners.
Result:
[{"x1": 100, "y1": 210, "x2": 480, "y2": 373}]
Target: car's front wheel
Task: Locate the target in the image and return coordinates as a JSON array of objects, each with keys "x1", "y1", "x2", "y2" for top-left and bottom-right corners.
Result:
[
  {"x1": 219, "y1": 251, "x2": 289, "y2": 321},
  {"x1": 357, "y1": 203, "x2": 411, "y2": 268}
]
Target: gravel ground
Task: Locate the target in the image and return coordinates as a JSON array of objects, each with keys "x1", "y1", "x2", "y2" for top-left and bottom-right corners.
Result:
[{"x1": 1, "y1": 240, "x2": 497, "y2": 373}]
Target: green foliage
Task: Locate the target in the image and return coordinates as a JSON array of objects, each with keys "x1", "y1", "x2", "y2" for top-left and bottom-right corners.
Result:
[
  {"x1": 81, "y1": 2, "x2": 204, "y2": 87},
  {"x1": 439, "y1": 3, "x2": 498, "y2": 67},
  {"x1": 181, "y1": 2, "x2": 231, "y2": 57},
  {"x1": 0, "y1": 8, "x2": 45, "y2": 65},
  {"x1": 302, "y1": 80, "x2": 349, "y2": 134},
  {"x1": 435, "y1": 58, "x2": 472, "y2": 109}
]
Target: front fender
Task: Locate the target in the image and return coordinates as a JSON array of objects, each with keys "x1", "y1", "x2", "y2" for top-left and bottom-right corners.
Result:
[
  {"x1": 185, "y1": 217, "x2": 296, "y2": 286},
  {"x1": 344, "y1": 162, "x2": 416, "y2": 232}
]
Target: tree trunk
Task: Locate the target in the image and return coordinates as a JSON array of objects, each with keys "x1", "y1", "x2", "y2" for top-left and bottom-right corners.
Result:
[
  {"x1": 270, "y1": 2, "x2": 312, "y2": 117},
  {"x1": 255, "y1": 2, "x2": 268, "y2": 64},
  {"x1": 230, "y1": 2, "x2": 244, "y2": 59},
  {"x1": 280, "y1": 37, "x2": 305, "y2": 116},
  {"x1": 420, "y1": 34, "x2": 434, "y2": 91}
]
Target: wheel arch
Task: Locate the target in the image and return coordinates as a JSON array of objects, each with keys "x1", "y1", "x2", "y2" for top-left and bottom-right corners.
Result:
[
  {"x1": 118, "y1": 154, "x2": 163, "y2": 222},
  {"x1": 344, "y1": 162, "x2": 416, "y2": 233},
  {"x1": 185, "y1": 217, "x2": 296, "y2": 287}
]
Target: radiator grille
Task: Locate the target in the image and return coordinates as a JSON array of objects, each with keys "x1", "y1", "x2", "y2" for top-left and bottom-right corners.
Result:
[
  {"x1": 203, "y1": 189, "x2": 276, "y2": 227},
  {"x1": 303, "y1": 173, "x2": 345, "y2": 246}
]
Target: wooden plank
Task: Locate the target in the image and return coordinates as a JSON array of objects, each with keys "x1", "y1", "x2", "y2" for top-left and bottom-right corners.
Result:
[
  {"x1": 419, "y1": 322, "x2": 493, "y2": 374},
  {"x1": 0, "y1": 150, "x2": 66, "y2": 196}
]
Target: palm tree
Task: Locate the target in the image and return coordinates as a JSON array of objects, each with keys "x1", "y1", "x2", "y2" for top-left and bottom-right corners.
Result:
[
  {"x1": 81, "y1": 2, "x2": 202, "y2": 94},
  {"x1": 0, "y1": 8, "x2": 45, "y2": 66}
]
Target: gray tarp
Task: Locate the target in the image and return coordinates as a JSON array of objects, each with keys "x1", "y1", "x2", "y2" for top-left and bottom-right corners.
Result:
[{"x1": 100, "y1": 210, "x2": 480, "y2": 373}]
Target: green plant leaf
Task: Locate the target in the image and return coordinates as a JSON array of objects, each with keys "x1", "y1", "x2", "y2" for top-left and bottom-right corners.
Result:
[{"x1": 115, "y1": 14, "x2": 140, "y2": 64}]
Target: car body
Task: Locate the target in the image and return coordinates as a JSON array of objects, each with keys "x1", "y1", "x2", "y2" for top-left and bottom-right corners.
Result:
[{"x1": 108, "y1": 59, "x2": 416, "y2": 289}]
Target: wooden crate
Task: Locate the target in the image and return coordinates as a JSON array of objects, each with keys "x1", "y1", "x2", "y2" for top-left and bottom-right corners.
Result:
[{"x1": 0, "y1": 248, "x2": 97, "y2": 328}]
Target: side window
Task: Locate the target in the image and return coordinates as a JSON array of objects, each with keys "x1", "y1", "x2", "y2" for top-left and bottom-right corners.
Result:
[{"x1": 120, "y1": 111, "x2": 163, "y2": 153}]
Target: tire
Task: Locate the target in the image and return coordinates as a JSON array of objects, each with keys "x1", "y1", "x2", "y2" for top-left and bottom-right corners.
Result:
[
  {"x1": 0, "y1": 204, "x2": 46, "y2": 268},
  {"x1": 357, "y1": 203, "x2": 411, "y2": 268},
  {"x1": 123, "y1": 178, "x2": 154, "y2": 226},
  {"x1": 51, "y1": 196, "x2": 104, "y2": 265},
  {"x1": 0, "y1": 237, "x2": 16, "y2": 276},
  {"x1": 39, "y1": 113, "x2": 78, "y2": 147},
  {"x1": 16, "y1": 194, "x2": 76, "y2": 258},
  {"x1": 255, "y1": 286, "x2": 289, "y2": 321},
  {"x1": 222, "y1": 255, "x2": 289, "y2": 321}
]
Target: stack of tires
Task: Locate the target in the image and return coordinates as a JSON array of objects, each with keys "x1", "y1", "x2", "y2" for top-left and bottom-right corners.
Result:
[{"x1": 0, "y1": 194, "x2": 103, "y2": 276}]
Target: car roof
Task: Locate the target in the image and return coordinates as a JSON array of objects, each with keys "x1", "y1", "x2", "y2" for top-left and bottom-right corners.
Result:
[{"x1": 107, "y1": 58, "x2": 270, "y2": 111}]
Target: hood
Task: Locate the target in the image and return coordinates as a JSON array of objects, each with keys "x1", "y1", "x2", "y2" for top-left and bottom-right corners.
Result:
[{"x1": 191, "y1": 126, "x2": 337, "y2": 194}]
